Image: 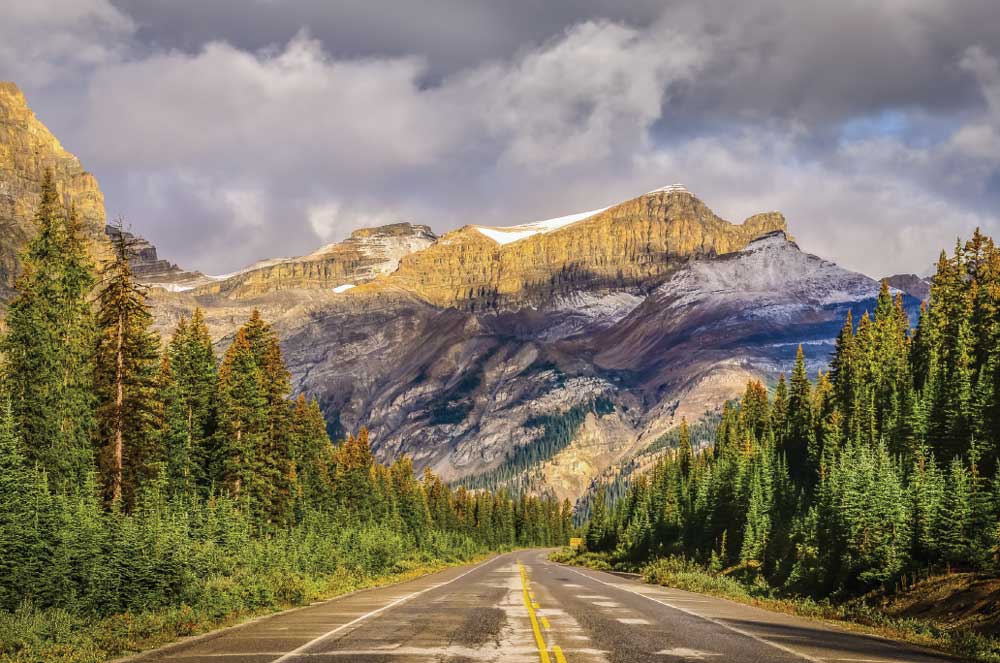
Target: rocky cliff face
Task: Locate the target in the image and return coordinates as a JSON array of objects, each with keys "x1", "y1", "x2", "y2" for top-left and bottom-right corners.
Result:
[
  {"x1": 104, "y1": 224, "x2": 207, "y2": 286},
  {"x1": 885, "y1": 273, "x2": 931, "y2": 301},
  {"x1": 244, "y1": 229, "x2": 907, "y2": 502},
  {"x1": 190, "y1": 223, "x2": 437, "y2": 299},
  {"x1": 0, "y1": 82, "x2": 109, "y2": 297},
  {"x1": 386, "y1": 184, "x2": 788, "y2": 310}
]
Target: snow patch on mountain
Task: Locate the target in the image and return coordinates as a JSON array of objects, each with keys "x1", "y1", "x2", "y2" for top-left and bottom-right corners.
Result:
[
  {"x1": 474, "y1": 206, "x2": 608, "y2": 245},
  {"x1": 657, "y1": 231, "x2": 878, "y2": 315},
  {"x1": 646, "y1": 183, "x2": 690, "y2": 195},
  {"x1": 210, "y1": 257, "x2": 293, "y2": 281},
  {"x1": 333, "y1": 284, "x2": 355, "y2": 293},
  {"x1": 156, "y1": 283, "x2": 196, "y2": 293},
  {"x1": 539, "y1": 291, "x2": 645, "y2": 341}
]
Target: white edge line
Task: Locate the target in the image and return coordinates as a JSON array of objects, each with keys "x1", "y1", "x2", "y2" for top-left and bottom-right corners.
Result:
[
  {"x1": 272, "y1": 556, "x2": 500, "y2": 662},
  {"x1": 562, "y1": 566, "x2": 823, "y2": 663}
]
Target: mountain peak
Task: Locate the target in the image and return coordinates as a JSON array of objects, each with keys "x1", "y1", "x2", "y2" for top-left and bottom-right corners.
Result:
[
  {"x1": 0, "y1": 81, "x2": 27, "y2": 107},
  {"x1": 645, "y1": 183, "x2": 691, "y2": 196}
]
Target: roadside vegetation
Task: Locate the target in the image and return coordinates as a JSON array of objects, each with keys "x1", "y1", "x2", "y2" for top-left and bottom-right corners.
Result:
[
  {"x1": 564, "y1": 229, "x2": 1000, "y2": 662},
  {"x1": 0, "y1": 172, "x2": 572, "y2": 663}
]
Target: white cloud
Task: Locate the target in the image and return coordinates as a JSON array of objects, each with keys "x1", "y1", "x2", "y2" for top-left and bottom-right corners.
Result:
[
  {"x1": 455, "y1": 20, "x2": 704, "y2": 169},
  {"x1": 950, "y1": 46, "x2": 1000, "y2": 163},
  {"x1": 5, "y1": 2, "x2": 1000, "y2": 277},
  {"x1": 0, "y1": 0, "x2": 134, "y2": 86}
]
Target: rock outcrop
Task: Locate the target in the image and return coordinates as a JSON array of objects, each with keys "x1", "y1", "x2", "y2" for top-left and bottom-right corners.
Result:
[
  {"x1": 104, "y1": 224, "x2": 206, "y2": 286},
  {"x1": 386, "y1": 185, "x2": 788, "y2": 310},
  {"x1": 0, "y1": 82, "x2": 109, "y2": 296},
  {"x1": 885, "y1": 273, "x2": 931, "y2": 301},
  {"x1": 191, "y1": 223, "x2": 436, "y2": 299}
]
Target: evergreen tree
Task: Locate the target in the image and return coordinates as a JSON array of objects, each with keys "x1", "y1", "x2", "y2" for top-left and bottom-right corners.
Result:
[
  {"x1": 94, "y1": 223, "x2": 162, "y2": 507},
  {"x1": 215, "y1": 325, "x2": 268, "y2": 517},
  {"x1": 936, "y1": 457, "x2": 973, "y2": 566},
  {"x1": 678, "y1": 418, "x2": 693, "y2": 478},
  {"x1": 1, "y1": 171, "x2": 96, "y2": 489},
  {"x1": 162, "y1": 309, "x2": 217, "y2": 494},
  {"x1": 0, "y1": 398, "x2": 35, "y2": 609},
  {"x1": 785, "y1": 346, "x2": 813, "y2": 483}
]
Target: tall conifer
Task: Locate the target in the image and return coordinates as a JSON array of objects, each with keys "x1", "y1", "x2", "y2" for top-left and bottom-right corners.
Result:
[{"x1": 1, "y1": 171, "x2": 96, "y2": 489}]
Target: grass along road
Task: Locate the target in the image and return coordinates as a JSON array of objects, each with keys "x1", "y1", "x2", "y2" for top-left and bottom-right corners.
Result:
[{"x1": 107, "y1": 548, "x2": 967, "y2": 662}]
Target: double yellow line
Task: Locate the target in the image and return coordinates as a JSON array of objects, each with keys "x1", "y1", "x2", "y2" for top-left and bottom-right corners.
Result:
[{"x1": 518, "y1": 561, "x2": 567, "y2": 663}]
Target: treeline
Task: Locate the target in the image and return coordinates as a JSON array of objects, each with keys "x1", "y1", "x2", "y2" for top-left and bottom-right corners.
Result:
[
  {"x1": 587, "y1": 230, "x2": 1000, "y2": 597},
  {"x1": 0, "y1": 172, "x2": 570, "y2": 623},
  {"x1": 459, "y1": 398, "x2": 613, "y2": 493}
]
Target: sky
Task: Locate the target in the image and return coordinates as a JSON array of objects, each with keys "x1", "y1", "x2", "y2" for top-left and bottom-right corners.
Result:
[{"x1": 3, "y1": 0, "x2": 1000, "y2": 277}]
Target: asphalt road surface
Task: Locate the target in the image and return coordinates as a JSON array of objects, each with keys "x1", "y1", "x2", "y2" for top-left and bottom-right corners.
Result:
[{"x1": 132, "y1": 549, "x2": 960, "y2": 663}]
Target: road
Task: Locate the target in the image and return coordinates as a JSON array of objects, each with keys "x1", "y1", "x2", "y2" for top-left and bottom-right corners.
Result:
[{"x1": 132, "y1": 549, "x2": 959, "y2": 663}]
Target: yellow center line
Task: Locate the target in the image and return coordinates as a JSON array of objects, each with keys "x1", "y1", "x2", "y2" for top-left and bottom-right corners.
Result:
[
  {"x1": 541, "y1": 616, "x2": 551, "y2": 630},
  {"x1": 518, "y1": 561, "x2": 556, "y2": 663}
]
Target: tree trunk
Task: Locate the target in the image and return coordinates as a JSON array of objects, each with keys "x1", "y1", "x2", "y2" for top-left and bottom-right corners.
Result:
[{"x1": 112, "y1": 312, "x2": 124, "y2": 504}]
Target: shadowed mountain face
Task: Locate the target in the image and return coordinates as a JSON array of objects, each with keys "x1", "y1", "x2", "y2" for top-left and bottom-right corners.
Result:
[
  {"x1": 251, "y1": 230, "x2": 908, "y2": 501},
  {"x1": 0, "y1": 82, "x2": 914, "y2": 500}
]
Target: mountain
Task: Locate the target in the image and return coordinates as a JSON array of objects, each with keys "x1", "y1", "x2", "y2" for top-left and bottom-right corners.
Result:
[
  {"x1": 0, "y1": 82, "x2": 914, "y2": 501},
  {"x1": 384, "y1": 184, "x2": 787, "y2": 310},
  {"x1": 185, "y1": 222, "x2": 437, "y2": 299},
  {"x1": 104, "y1": 224, "x2": 208, "y2": 287},
  {"x1": 149, "y1": 209, "x2": 900, "y2": 502},
  {"x1": 885, "y1": 272, "x2": 932, "y2": 301},
  {"x1": 0, "y1": 82, "x2": 109, "y2": 301}
]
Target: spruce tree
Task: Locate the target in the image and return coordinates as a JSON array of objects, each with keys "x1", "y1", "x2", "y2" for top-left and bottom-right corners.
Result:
[
  {"x1": 936, "y1": 456, "x2": 973, "y2": 566},
  {"x1": 216, "y1": 325, "x2": 268, "y2": 516},
  {"x1": 678, "y1": 418, "x2": 692, "y2": 478},
  {"x1": 0, "y1": 397, "x2": 35, "y2": 609},
  {"x1": 786, "y1": 346, "x2": 813, "y2": 483},
  {"x1": 94, "y1": 223, "x2": 162, "y2": 507},
  {"x1": 291, "y1": 394, "x2": 335, "y2": 513},
  {"x1": 163, "y1": 309, "x2": 218, "y2": 492},
  {"x1": 1, "y1": 171, "x2": 97, "y2": 489}
]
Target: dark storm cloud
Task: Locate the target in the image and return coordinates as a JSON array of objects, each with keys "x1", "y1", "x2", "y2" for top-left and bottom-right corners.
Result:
[
  {"x1": 3, "y1": 0, "x2": 1000, "y2": 276},
  {"x1": 111, "y1": 0, "x2": 1000, "y2": 123}
]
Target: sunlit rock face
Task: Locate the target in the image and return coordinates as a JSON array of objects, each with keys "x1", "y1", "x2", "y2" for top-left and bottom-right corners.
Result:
[
  {"x1": 0, "y1": 82, "x2": 110, "y2": 298},
  {"x1": 385, "y1": 185, "x2": 788, "y2": 311}
]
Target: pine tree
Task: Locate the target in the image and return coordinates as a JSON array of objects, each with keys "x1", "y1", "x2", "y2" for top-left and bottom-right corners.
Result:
[
  {"x1": 162, "y1": 309, "x2": 217, "y2": 493},
  {"x1": 586, "y1": 486, "x2": 610, "y2": 552},
  {"x1": 786, "y1": 346, "x2": 813, "y2": 483},
  {"x1": 94, "y1": 223, "x2": 162, "y2": 507},
  {"x1": 936, "y1": 457, "x2": 973, "y2": 566},
  {"x1": 831, "y1": 311, "x2": 856, "y2": 433},
  {"x1": 1, "y1": 172, "x2": 97, "y2": 489},
  {"x1": 334, "y1": 427, "x2": 377, "y2": 521},
  {"x1": 0, "y1": 397, "x2": 36, "y2": 609},
  {"x1": 291, "y1": 395, "x2": 335, "y2": 513},
  {"x1": 215, "y1": 326, "x2": 268, "y2": 515},
  {"x1": 678, "y1": 418, "x2": 693, "y2": 478}
]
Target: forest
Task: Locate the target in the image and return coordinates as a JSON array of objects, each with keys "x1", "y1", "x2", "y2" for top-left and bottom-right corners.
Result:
[
  {"x1": 585, "y1": 229, "x2": 1000, "y2": 598},
  {"x1": 0, "y1": 173, "x2": 571, "y2": 661}
]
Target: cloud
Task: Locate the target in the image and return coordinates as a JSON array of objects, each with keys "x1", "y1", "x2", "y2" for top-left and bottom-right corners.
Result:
[
  {"x1": 72, "y1": 21, "x2": 705, "y2": 271},
  {"x1": 950, "y1": 47, "x2": 1000, "y2": 163},
  {"x1": 0, "y1": 0, "x2": 134, "y2": 87},
  {"x1": 7, "y1": 0, "x2": 1000, "y2": 277}
]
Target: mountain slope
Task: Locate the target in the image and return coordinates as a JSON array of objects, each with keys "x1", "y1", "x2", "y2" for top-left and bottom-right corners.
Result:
[{"x1": 227, "y1": 229, "x2": 905, "y2": 501}]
